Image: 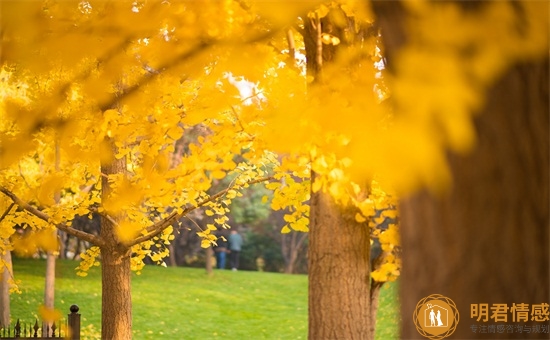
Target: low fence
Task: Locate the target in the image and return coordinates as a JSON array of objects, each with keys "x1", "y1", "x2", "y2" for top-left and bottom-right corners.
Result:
[{"x1": 0, "y1": 305, "x2": 80, "y2": 340}]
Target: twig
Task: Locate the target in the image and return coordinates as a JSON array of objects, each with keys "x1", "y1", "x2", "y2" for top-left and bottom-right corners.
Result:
[
  {"x1": 0, "y1": 186, "x2": 105, "y2": 247},
  {"x1": 129, "y1": 176, "x2": 275, "y2": 247},
  {"x1": 0, "y1": 203, "x2": 15, "y2": 224}
]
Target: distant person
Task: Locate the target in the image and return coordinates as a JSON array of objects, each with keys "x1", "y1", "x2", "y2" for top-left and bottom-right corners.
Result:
[
  {"x1": 213, "y1": 232, "x2": 228, "y2": 269},
  {"x1": 228, "y1": 229, "x2": 243, "y2": 271}
]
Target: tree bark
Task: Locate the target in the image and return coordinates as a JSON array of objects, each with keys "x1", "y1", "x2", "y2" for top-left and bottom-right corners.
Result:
[
  {"x1": 309, "y1": 181, "x2": 371, "y2": 339},
  {"x1": 372, "y1": 2, "x2": 549, "y2": 339},
  {"x1": 0, "y1": 248, "x2": 11, "y2": 328},
  {"x1": 399, "y1": 58, "x2": 549, "y2": 340},
  {"x1": 43, "y1": 139, "x2": 60, "y2": 333},
  {"x1": 205, "y1": 246, "x2": 213, "y2": 275},
  {"x1": 303, "y1": 9, "x2": 375, "y2": 339},
  {"x1": 100, "y1": 138, "x2": 132, "y2": 340},
  {"x1": 100, "y1": 244, "x2": 132, "y2": 340}
]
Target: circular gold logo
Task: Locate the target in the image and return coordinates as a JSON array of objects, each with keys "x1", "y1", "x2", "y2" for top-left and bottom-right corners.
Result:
[{"x1": 413, "y1": 294, "x2": 459, "y2": 339}]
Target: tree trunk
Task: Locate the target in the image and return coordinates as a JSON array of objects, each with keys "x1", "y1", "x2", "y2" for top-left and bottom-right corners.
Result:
[
  {"x1": 309, "y1": 184, "x2": 371, "y2": 339},
  {"x1": 100, "y1": 138, "x2": 132, "y2": 340},
  {"x1": 372, "y1": 2, "x2": 549, "y2": 339},
  {"x1": 167, "y1": 242, "x2": 177, "y2": 267},
  {"x1": 100, "y1": 244, "x2": 132, "y2": 340},
  {"x1": 399, "y1": 58, "x2": 549, "y2": 340},
  {"x1": 284, "y1": 247, "x2": 297, "y2": 274},
  {"x1": 303, "y1": 9, "x2": 376, "y2": 339},
  {"x1": 43, "y1": 252, "x2": 56, "y2": 333},
  {"x1": 57, "y1": 231, "x2": 67, "y2": 260},
  {"x1": 205, "y1": 246, "x2": 213, "y2": 275},
  {"x1": 43, "y1": 139, "x2": 60, "y2": 333},
  {"x1": 0, "y1": 248, "x2": 11, "y2": 328},
  {"x1": 282, "y1": 231, "x2": 307, "y2": 274}
]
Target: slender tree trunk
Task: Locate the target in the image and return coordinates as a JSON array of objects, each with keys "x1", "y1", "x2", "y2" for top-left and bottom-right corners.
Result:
[
  {"x1": 285, "y1": 248, "x2": 297, "y2": 274},
  {"x1": 43, "y1": 253, "x2": 55, "y2": 333},
  {"x1": 282, "y1": 232, "x2": 307, "y2": 274},
  {"x1": 205, "y1": 246, "x2": 213, "y2": 275},
  {"x1": 57, "y1": 231, "x2": 67, "y2": 260},
  {"x1": 372, "y1": 2, "x2": 549, "y2": 339},
  {"x1": 43, "y1": 139, "x2": 60, "y2": 334},
  {"x1": 100, "y1": 138, "x2": 132, "y2": 340},
  {"x1": 0, "y1": 248, "x2": 11, "y2": 328},
  {"x1": 167, "y1": 242, "x2": 177, "y2": 267},
  {"x1": 309, "y1": 179, "x2": 371, "y2": 339}
]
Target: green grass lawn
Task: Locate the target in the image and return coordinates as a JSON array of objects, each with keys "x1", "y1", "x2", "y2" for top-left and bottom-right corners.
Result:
[{"x1": 8, "y1": 258, "x2": 399, "y2": 339}]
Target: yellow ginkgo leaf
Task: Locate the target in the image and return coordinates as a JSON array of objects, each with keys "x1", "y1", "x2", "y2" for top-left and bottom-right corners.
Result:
[
  {"x1": 355, "y1": 213, "x2": 367, "y2": 223},
  {"x1": 281, "y1": 225, "x2": 291, "y2": 234}
]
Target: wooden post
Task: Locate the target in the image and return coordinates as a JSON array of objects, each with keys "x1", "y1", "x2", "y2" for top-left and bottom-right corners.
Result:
[{"x1": 68, "y1": 305, "x2": 80, "y2": 340}]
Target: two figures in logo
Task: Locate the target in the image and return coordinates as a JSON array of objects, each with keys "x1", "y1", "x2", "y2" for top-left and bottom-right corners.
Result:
[{"x1": 429, "y1": 308, "x2": 444, "y2": 327}]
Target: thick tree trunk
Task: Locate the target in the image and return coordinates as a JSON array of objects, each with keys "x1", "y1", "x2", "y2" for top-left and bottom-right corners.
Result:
[
  {"x1": 100, "y1": 245, "x2": 132, "y2": 340},
  {"x1": 100, "y1": 139, "x2": 132, "y2": 340},
  {"x1": 372, "y1": 2, "x2": 549, "y2": 339},
  {"x1": 309, "y1": 185, "x2": 371, "y2": 339},
  {"x1": 399, "y1": 59, "x2": 549, "y2": 339},
  {"x1": 303, "y1": 9, "x2": 375, "y2": 339}
]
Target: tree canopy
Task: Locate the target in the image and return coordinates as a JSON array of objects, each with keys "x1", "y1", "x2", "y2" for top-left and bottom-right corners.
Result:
[{"x1": 0, "y1": 0, "x2": 404, "y2": 279}]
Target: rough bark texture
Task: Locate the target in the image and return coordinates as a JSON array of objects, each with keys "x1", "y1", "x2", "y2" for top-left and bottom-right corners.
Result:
[
  {"x1": 399, "y1": 58, "x2": 549, "y2": 339},
  {"x1": 100, "y1": 140, "x2": 132, "y2": 340},
  {"x1": 100, "y1": 244, "x2": 132, "y2": 340},
  {"x1": 309, "y1": 184, "x2": 371, "y2": 339},
  {"x1": 303, "y1": 9, "x2": 376, "y2": 339},
  {"x1": 372, "y1": 2, "x2": 549, "y2": 339}
]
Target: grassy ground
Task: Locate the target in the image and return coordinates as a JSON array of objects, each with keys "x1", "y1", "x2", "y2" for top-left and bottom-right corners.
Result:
[{"x1": 8, "y1": 258, "x2": 399, "y2": 339}]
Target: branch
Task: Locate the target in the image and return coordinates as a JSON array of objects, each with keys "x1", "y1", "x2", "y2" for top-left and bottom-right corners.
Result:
[
  {"x1": 0, "y1": 187, "x2": 105, "y2": 247},
  {"x1": 0, "y1": 203, "x2": 15, "y2": 224},
  {"x1": 286, "y1": 27, "x2": 296, "y2": 61},
  {"x1": 128, "y1": 176, "x2": 275, "y2": 247},
  {"x1": 293, "y1": 22, "x2": 305, "y2": 37},
  {"x1": 99, "y1": 29, "x2": 278, "y2": 112}
]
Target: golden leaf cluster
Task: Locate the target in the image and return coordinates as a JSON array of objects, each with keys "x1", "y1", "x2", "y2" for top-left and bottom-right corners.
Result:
[{"x1": 0, "y1": 1, "x2": 547, "y2": 278}]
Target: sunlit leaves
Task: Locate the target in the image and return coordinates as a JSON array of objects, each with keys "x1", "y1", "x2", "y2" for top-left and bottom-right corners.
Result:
[
  {"x1": 371, "y1": 224, "x2": 401, "y2": 283},
  {"x1": 76, "y1": 246, "x2": 101, "y2": 277},
  {"x1": 0, "y1": 0, "x2": 546, "y2": 284}
]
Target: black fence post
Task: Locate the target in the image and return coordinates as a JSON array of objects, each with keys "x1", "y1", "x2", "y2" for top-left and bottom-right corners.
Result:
[{"x1": 68, "y1": 305, "x2": 80, "y2": 340}]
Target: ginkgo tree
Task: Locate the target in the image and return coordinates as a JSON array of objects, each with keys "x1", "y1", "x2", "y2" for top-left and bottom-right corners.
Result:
[{"x1": 0, "y1": 2, "x2": 293, "y2": 339}]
